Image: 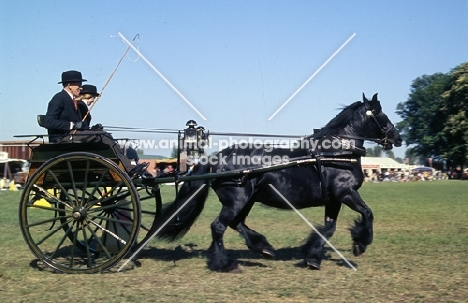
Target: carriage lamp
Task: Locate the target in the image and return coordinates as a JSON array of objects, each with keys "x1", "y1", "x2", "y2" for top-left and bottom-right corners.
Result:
[
  {"x1": 182, "y1": 120, "x2": 209, "y2": 154},
  {"x1": 196, "y1": 126, "x2": 209, "y2": 154},
  {"x1": 183, "y1": 120, "x2": 199, "y2": 149},
  {"x1": 179, "y1": 120, "x2": 209, "y2": 171}
]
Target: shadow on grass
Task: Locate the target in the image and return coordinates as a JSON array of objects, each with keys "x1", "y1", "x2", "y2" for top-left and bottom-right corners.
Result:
[
  {"x1": 136, "y1": 243, "x2": 358, "y2": 270},
  {"x1": 26, "y1": 244, "x2": 358, "y2": 273}
]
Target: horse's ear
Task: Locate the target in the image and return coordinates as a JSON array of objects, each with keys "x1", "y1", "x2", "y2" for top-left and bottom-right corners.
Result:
[
  {"x1": 363, "y1": 93, "x2": 380, "y2": 111},
  {"x1": 362, "y1": 93, "x2": 369, "y2": 103},
  {"x1": 368, "y1": 93, "x2": 382, "y2": 113}
]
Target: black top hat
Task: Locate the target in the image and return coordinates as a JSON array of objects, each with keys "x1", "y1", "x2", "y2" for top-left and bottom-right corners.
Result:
[
  {"x1": 80, "y1": 84, "x2": 100, "y2": 97},
  {"x1": 58, "y1": 70, "x2": 87, "y2": 84}
]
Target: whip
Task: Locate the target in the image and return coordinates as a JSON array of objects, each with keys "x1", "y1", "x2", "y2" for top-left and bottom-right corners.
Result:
[
  {"x1": 80, "y1": 38, "x2": 134, "y2": 123},
  {"x1": 74, "y1": 34, "x2": 138, "y2": 132}
]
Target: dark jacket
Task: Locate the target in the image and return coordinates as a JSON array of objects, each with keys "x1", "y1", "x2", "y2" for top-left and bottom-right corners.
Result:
[
  {"x1": 43, "y1": 90, "x2": 88, "y2": 142},
  {"x1": 77, "y1": 101, "x2": 92, "y2": 125}
]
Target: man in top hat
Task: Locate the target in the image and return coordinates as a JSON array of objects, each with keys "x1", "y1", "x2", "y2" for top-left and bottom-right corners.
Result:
[{"x1": 43, "y1": 70, "x2": 89, "y2": 142}]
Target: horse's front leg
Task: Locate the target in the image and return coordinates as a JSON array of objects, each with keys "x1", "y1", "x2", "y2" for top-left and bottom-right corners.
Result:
[
  {"x1": 341, "y1": 190, "x2": 374, "y2": 256},
  {"x1": 302, "y1": 200, "x2": 341, "y2": 270},
  {"x1": 235, "y1": 221, "x2": 275, "y2": 258}
]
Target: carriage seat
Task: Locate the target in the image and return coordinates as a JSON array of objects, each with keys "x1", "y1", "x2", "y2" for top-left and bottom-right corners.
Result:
[{"x1": 37, "y1": 115, "x2": 46, "y2": 128}]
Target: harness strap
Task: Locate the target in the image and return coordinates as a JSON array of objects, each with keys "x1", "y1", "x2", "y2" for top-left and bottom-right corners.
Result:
[{"x1": 309, "y1": 148, "x2": 330, "y2": 204}]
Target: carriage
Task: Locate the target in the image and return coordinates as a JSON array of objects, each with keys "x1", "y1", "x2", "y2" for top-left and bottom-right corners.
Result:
[
  {"x1": 18, "y1": 119, "x2": 213, "y2": 273},
  {"x1": 18, "y1": 93, "x2": 402, "y2": 274}
]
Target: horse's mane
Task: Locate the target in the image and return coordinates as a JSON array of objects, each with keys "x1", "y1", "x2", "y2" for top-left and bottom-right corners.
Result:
[{"x1": 318, "y1": 101, "x2": 363, "y2": 136}]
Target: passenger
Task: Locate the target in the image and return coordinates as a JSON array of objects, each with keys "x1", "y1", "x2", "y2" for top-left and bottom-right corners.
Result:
[
  {"x1": 76, "y1": 84, "x2": 100, "y2": 126},
  {"x1": 42, "y1": 70, "x2": 150, "y2": 178}
]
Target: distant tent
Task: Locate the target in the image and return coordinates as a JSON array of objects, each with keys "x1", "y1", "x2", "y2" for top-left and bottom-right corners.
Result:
[
  {"x1": 361, "y1": 157, "x2": 408, "y2": 171},
  {"x1": 0, "y1": 151, "x2": 28, "y2": 183}
]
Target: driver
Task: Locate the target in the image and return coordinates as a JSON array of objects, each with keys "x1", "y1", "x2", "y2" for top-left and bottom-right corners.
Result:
[{"x1": 42, "y1": 70, "x2": 150, "y2": 178}]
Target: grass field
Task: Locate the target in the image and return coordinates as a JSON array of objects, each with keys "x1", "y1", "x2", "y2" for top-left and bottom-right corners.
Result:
[{"x1": 1, "y1": 181, "x2": 467, "y2": 302}]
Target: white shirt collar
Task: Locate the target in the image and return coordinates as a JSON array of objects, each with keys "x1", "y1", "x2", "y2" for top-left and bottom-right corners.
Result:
[{"x1": 64, "y1": 89, "x2": 74, "y2": 100}]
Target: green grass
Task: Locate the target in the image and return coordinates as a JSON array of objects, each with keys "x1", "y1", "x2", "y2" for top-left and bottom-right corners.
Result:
[{"x1": 1, "y1": 181, "x2": 467, "y2": 302}]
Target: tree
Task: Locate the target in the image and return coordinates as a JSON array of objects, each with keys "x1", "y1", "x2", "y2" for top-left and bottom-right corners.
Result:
[
  {"x1": 365, "y1": 146, "x2": 397, "y2": 161},
  {"x1": 171, "y1": 146, "x2": 178, "y2": 158},
  {"x1": 396, "y1": 73, "x2": 451, "y2": 160},
  {"x1": 440, "y1": 62, "x2": 468, "y2": 168},
  {"x1": 366, "y1": 146, "x2": 383, "y2": 157},
  {"x1": 405, "y1": 147, "x2": 419, "y2": 165},
  {"x1": 396, "y1": 62, "x2": 468, "y2": 168},
  {"x1": 383, "y1": 150, "x2": 394, "y2": 159}
]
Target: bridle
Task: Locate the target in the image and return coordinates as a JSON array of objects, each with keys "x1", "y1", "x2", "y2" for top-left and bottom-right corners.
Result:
[
  {"x1": 364, "y1": 107, "x2": 395, "y2": 146},
  {"x1": 335, "y1": 106, "x2": 395, "y2": 147}
]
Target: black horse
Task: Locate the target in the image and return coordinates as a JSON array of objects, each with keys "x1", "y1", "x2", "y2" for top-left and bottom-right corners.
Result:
[{"x1": 154, "y1": 93, "x2": 402, "y2": 272}]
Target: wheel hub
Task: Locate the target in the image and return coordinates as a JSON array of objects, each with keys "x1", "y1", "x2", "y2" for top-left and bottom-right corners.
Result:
[{"x1": 72, "y1": 206, "x2": 87, "y2": 221}]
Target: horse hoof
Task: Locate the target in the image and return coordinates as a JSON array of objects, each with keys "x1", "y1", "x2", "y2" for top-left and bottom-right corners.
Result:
[
  {"x1": 306, "y1": 260, "x2": 321, "y2": 270},
  {"x1": 352, "y1": 243, "x2": 366, "y2": 256},
  {"x1": 260, "y1": 249, "x2": 276, "y2": 259},
  {"x1": 224, "y1": 260, "x2": 240, "y2": 273},
  {"x1": 207, "y1": 258, "x2": 239, "y2": 272}
]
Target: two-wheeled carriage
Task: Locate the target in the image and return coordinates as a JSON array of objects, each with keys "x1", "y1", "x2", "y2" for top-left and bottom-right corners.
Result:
[{"x1": 17, "y1": 120, "x2": 211, "y2": 273}]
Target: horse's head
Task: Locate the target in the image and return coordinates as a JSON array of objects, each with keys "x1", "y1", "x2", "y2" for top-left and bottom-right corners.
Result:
[{"x1": 362, "y1": 93, "x2": 402, "y2": 150}]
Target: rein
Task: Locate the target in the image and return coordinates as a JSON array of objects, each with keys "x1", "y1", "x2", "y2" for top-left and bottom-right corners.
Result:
[
  {"x1": 103, "y1": 126, "x2": 305, "y2": 138},
  {"x1": 103, "y1": 102, "x2": 394, "y2": 151},
  {"x1": 334, "y1": 134, "x2": 389, "y2": 146}
]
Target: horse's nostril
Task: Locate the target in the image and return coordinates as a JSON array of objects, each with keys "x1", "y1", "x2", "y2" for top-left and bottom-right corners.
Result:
[{"x1": 395, "y1": 138, "x2": 403, "y2": 146}]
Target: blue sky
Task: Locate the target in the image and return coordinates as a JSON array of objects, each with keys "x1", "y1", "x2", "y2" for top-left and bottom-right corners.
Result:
[{"x1": 1, "y1": 0, "x2": 467, "y2": 158}]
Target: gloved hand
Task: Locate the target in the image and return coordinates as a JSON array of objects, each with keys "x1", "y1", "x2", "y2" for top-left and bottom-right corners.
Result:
[
  {"x1": 72, "y1": 121, "x2": 88, "y2": 130},
  {"x1": 91, "y1": 123, "x2": 103, "y2": 130}
]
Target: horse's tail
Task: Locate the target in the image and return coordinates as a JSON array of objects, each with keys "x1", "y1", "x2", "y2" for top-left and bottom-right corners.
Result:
[{"x1": 153, "y1": 162, "x2": 210, "y2": 241}]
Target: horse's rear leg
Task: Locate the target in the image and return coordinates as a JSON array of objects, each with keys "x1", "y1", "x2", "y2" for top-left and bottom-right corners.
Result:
[
  {"x1": 302, "y1": 201, "x2": 341, "y2": 270},
  {"x1": 342, "y1": 190, "x2": 374, "y2": 256},
  {"x1": 235, "y1": 221, "x2": 275, "y2": 259}
]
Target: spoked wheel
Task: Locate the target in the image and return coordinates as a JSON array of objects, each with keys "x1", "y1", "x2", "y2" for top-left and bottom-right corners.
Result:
[
  {"x1": 19, "y1": 152, "x2": 141, "y2": 274},
  {"x1": 133, "y1": 184, "x2": 163, "y2": 250}
]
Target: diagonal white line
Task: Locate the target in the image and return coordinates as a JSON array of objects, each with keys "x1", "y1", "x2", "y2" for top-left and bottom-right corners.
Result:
[
  {"x1": 117, "y1": 184, "x2": 207, "y2": 272},
  {"x1": 268, "y1": 33, "x2": 356, "y2": 120},
  {"x1": 268, "y1": 184, "x2": 357, "y2": 271},
  {"x1": 118, "y1": 32, "x2": 207, "y2": 121}
]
